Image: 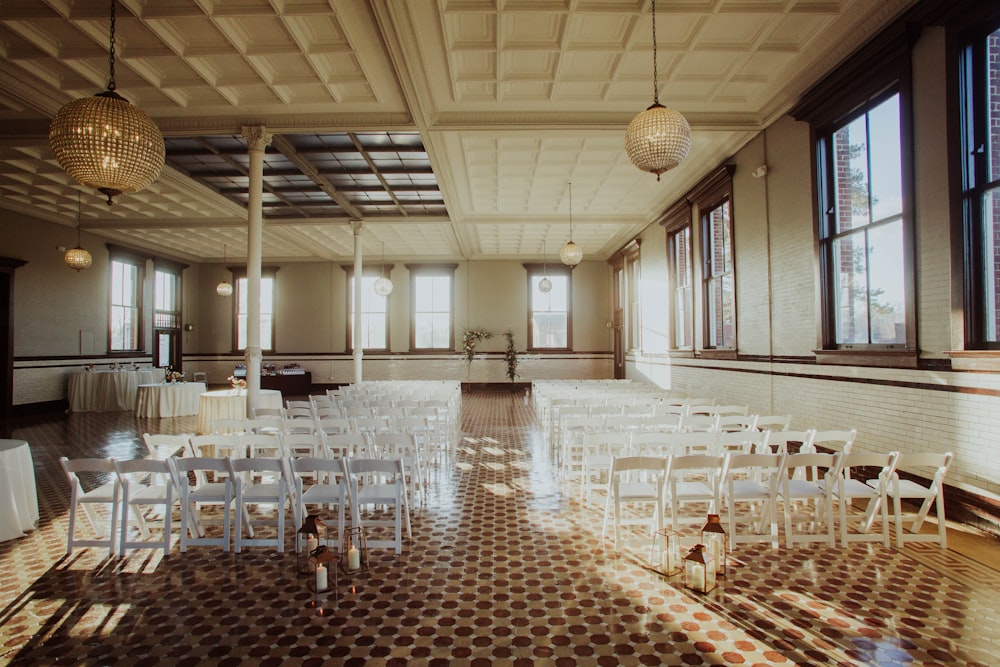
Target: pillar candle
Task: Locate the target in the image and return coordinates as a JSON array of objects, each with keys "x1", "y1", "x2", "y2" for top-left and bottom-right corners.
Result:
[
  {"x1": 348, "y1": 544, "x2": 360, "y2": 570},
  {"x1": 307, "y1": 536, "x2": 318, "y2": 553},
  {"x1": 315, "y1": 564, "x2": 328, "y2": 591}
]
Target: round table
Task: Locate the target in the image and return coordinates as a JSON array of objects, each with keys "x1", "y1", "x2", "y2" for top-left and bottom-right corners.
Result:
[
  {"x1": 68, "y1": 369, "x2": 163, "y2": 412},
  {"x1": 196, "y1": 389, "x2": 283, "y2": 434},
  {"x1": 135, "y1": 382, "x2": 207, "y2": 418},
  {"x1": 0, "y1": 440, "x2": 39, "y2": 542}
]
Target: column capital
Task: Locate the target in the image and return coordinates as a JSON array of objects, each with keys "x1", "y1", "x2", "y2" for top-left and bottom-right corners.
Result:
[
  {"x1": 241, "y1": 126, "x2": 273, "y2": 151},
  {"x1": 351, "y1": 220, "x2": 364, "y2": 236}
]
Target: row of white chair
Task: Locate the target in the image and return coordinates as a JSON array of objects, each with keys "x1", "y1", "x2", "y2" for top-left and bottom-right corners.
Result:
[
  {"x1": 59, "y1": 453, "x2": 414, "y2": 558},
  {"x1": 600, "y1": 449, "x2": 953, "y2": 552}
]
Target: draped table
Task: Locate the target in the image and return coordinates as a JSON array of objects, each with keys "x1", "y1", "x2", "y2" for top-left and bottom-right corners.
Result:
[
  {"x1": 196, "y1": 389, "x2": 283, "y2": 434},
  {"x1": 134, "y1": 382, "x2": 207, "y2": 418},
  {"x1": 0, "y1": 440, "x2": 38, "y2": 542},
  {"x1": 68, "y1": 369, "x2": 163, "y2": 412}
]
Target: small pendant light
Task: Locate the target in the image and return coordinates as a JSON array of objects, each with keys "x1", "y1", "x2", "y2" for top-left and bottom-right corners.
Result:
[
  {"x1": 538, "y1": 238, "x2": 552, "y2": 293},
  {"x1": 216, "y1": 244, "x2": 233, "y2": 296},
  {"x1": 64, "y1": 193, "x2": 93, "y2": 271},
  {"x1": 559, "y1": 182, "x2": 583, "y2": 267},
  {"x1": 373, "y1": 241, "x2": 393, "y2": 296}
]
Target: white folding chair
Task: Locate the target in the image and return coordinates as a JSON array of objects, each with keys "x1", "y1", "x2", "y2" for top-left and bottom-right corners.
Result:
[
  {"x1": 314, "y1": 416, "x2": 352, "y2": 437},
  {"x1": 778, "y1": 453, "x2": 838, "y2": 547},
  {"x1": 811, "y1": 429, "x2": 857, "y2": 455},
  {"x1": 723, "y1": 453, "x2": 783, "y2": 549},
  {"x1": 760, "y1": 429, "x2": 816, "y2": 455},
  {"x1": 170, "y1": 457, "x2": 237, "y2": 552},
  {"x1": 629, "y1": 431, "x2": 677, "y2": 458},
  {"x1": 579, "y1": 431, "x2": 630, "y2": 503},
  {"x1": 247, "y1": 417, "x2": 282, "y2": 436},
  {"x1": 231, "y1": 457, "x2": 287, "y2": 553},
  {"x1": 833, "y1": 452, "x2": 898, "y2": 548},
  {"x1": 601, "y1": 456, "x2": 666, "y2": 550},
  {"x1": 665, "y1": 454, "x2": 725, "y2": 531},
  {"x1": 239, "y1": 433, "x2": 285, "y2": 459},
  {"x1": 281, "y1": 432, "x2": 326, "y2": 459},
  {"x1": 717, "y1": 431, "x2": 767, "y2": 456},
  {"x1": 114, "y1": 458, "x2": 178, "y2": 556},
  {"x1": 289, "y1": 456, "x2": 347, "y2": 551},
  {"x1": 324, "y1": 432, "x2": 372, "y2": 459},
  {"x1": 754, "y1": 415, "x2": 792, "y2": 432},
  {"x1": 343, "y1": 457, "x2": 412, "y2": 554},
  {"x1": 717, "y1": 415, "x2": 758, "y2": 433},
  {"x1": 211, "y1": 418, "x2": 249, "y2": 435},
  {"x1": 187, "y1": 434, "x2": 243, "y2": 485},
  {"x1": 680, "y1": 414, "x2": 721, "y2": 433},
  {"x1": 885, "y1": 452, "x2": 953, "y2": 549},
  {"x1": 374, "y1": 432, "x2": 426, "y2": 507},
  {"x1": 59, "y1": 457, "x2": 119, "y2": 556}
]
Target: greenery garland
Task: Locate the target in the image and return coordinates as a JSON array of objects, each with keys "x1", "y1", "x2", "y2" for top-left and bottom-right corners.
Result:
[
  {"x1": 503, "y1": 330, "x2": 519, "y2": 383},
  {"x1": 462, "y1": 328, "x2": 492, "y2": 364}
]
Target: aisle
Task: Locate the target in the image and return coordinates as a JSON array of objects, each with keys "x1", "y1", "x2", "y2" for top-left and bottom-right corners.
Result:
[{"x1": 0, "y1": 392, "x2": 997, "y2": 665}]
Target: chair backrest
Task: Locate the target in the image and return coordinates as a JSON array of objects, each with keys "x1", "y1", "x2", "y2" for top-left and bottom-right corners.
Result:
[
  {"x1": 315, "y1": 416, "x2": 352, "y2": 436},
  {"x1": 717, "y1": 430, "x2": 766, "y2": 455},
  {"x1": 374, "y1": 432, "x2": 418, "y2": 460},
  {"x1": 115, "y1": 457, "x2": 175, "y2": 483},
  {"x1": 629, "y1": 431, "x2": 675, "y2": 457},
  {"x1": 668, "y1": 453, "x2": 725, "y2": 476},
  {"x1": 761, "y1": 429, "x2": 816, "y2": 455},
  {"x1": 713, "y1": 404, "x2": 750, "y2": 416},
  {"x1": 835, "y1": 451, "x2": 898, "y2": 486},
  {"x1": 239, "y1": 433, "x2": 284, "y2": 458},
  {"x1": 717, "y1": 415, "x2": 758, "y2": 433},
  {"x1": 782, "y1": 452, "x2": 839, "y2": 483},
  {"x1": 313, "y1": 406, "x2": 344, "y2": 420},
  {"x1": 609, "y1": 455, "x2": 667, "y2": 487},
  {"x1": 188, "y1": 433, "x2": 243, "y2": 459},
  {"x1": 343, "y1": 456, "x2": 405, "y2": 488},
  {"x1": 811, "y1": 429, "x2": 857, "y2": 454},
  {"x1": 171, "y1": 456, "x2": 236, "y2": 488},
  {"x1": 247, "y1": 417, "x2": 282, "y2": 435},
  {"x1": 289, "y1": 456, "x2": 343, "y2": 487},
  {"x1": 664, "y1": 431, "x2": 721, "y2": 455},
  {"x1": 893, "y1": 451, "x2": 954, "y2": 489},
  {"x1": 286, "y1": 400, "x2": 312, "y2": 411},
  {"x1": 282, "y1": 433, "x2": 325, "y2": 458},
  {"x1": 725, "y1": 452, "x2": 784, "y2": 484},
  {"x1": 352, "y1": 416, "x2": 390, "y2": 434},
  {"x1": 580, "y1": 431, "x2": 630, "y2": 457},
  {"x1": 680, "y1": 414, "x2": 720, "y2": 433},
  {"x1": 324, "y1": 433, "x2": 371, "y2": 459},
  {"x1": 60, "y1": 457, "x2": 117, "y2": 484},
  {"x1": 284, "y1": 407, "x2": 314, "y2": 420},
  {"x1": 230, "y1": 456, "x2": 286, "y2": 486},
  {"x1": 252, "y1": 407, "x2": 283, "y2": 420},
  {"x1": 754, "y1": 415, "x2": 792, "y2": 432}
]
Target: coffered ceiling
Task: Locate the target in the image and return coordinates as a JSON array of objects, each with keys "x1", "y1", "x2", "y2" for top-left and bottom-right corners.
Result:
[{"x1": 0, "y1": 0, "x2": 915, "y2": 264}]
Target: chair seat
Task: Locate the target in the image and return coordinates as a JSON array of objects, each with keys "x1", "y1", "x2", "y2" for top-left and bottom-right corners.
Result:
[
  {"x1": 128, "y1": 485, "x2": 172, "y2": 504},
  {"x1": 357, "y1": 483, "x2": 403, "y2": 504},
  {"x1": 889, "y1": 479, "x2": 937, "y2": 498},
  {"x1": 784, "y1": 480, "x2": 826, "y2": 498},
  {"x1": 730, "y1": 479, "x2": 771, "y2": 500},
  {"x1": 301, "y1": 484, "x2": 344, "y2": 502},
  {"x1": 617, "y1": 480, "x2": 659, "y2": 500},
  {"x1": 673, "y1": 480, "x2": 714, "y2": 498},
  {"x1": 81, "y1": 483, "x2": 119, "y2": 503},
  {"x1": 189, "y1": 483, "x2": 232, "y2": 502}
]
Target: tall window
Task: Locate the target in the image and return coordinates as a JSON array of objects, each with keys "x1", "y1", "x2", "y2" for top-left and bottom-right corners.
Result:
[
  {"x1": 703, "y1": 200, "x2": 735, "y2": 348},
  {"x1": 110, "y1": 254, "x2": 143, "y2": 351},
  {"x1": 671, "y1": 226, "x2": 693, "y2": 349},
  {"x1": 410, "y1": 265, "x2": 456, "y2": 350},
  {"x1": 961, "y1": 22, "x2": 1000, "y2": 347},
  {"x1": 818, "y1": 93, "x2": 906, "y2": 346},
  {"x1": 153, "y1": 268, "x2": 181, "y2": 330},
  {"x1": 348, "y1": 274, "x2": 388, "y2": 351},
  {"x1": 236, "y1": 274, "x2": 275, "y2": 351},
  {"x1": 625, "y1": 245, "x2": 641, "y2": 350},
  {"x1": 527, "y1": 265, "x2": 570, "y2": 350}
]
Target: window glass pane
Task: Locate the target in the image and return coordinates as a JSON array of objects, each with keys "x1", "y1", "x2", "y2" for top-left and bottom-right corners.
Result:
[
  {"x1": 990, "y1": 28, "x2": 1000, "y2": 182},
  {"x1": 985, "y1": 187, "x2": 1000, "y2": 342},
  {"x1": 868, "y1": 96, "x2": 903, "y2": 222},
  {"x1": 708, "y1": 274, "x2": 734, "y2": 348},
  {"x1": 672, "y1": 227, "x2": 692, "y2": 348},
  {"x1": 111, "y1": 260, "x2": 140, "y2": 351},
  {"x1": 349, "y1": 276, "x2": 387, "y2": 349},
  {"x1": 529, "y1": 273, "x2": 569, "y2": 349},
  {"x1": 867, "y1": 220, "x2": 906, "y2": 344},
  {"x1": 413, "y1": 275, "x2": 451, "y2": 348},
  {"x1": 708, "y1": 203, "x2": 732, "y2": 273},
  {"x1": 833, "y1": 115, "x2": 871, "y2": 233},
  {"x1": 832, "y1": 233, "x2": 870, "y2": 344},
  {"x1": 532, "y1": 312, "x2": 567, "y2": 348}
]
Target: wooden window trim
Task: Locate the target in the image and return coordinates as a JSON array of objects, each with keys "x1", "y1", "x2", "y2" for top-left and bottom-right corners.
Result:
[{"x1": 407, "y1": 263, "x2": 458, "y2": 352}]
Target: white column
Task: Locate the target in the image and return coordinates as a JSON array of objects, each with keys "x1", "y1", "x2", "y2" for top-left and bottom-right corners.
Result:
[
  {"x1": 352, "y1": 220, "x2": 364, "y2": 384},
  {"x1": 241, "y1": 125, "x2": 273, "y2": 415}
]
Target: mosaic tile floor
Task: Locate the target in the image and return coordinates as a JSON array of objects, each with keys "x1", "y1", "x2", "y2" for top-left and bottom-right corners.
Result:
[{"x1": 1, "y1": 392, "x2": 999, "y2": 666}]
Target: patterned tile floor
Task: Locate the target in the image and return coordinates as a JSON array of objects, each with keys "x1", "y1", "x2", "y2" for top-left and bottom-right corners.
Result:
[{"x1": 1, "y1": 392, "x2": 999, "y2": 666}]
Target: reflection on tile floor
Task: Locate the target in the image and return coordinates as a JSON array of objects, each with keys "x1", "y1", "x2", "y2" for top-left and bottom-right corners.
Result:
[{"x1": 1, "y1": 392, "x2": 999, "y2": 665}]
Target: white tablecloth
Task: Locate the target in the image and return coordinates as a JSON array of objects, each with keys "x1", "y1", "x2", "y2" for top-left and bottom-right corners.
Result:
[
  {"x1": 0, "y1": 440, "x2": 38, "y2": 542},
  {"x1": 135, "y1": 382, "x2": 207, "y2": 418},
  {"x1": 68, "y1": 369, "x2": 163, "y2": 412},
  {"x1": 196, "y1": 389, "x2": 282, "y2": 434}
]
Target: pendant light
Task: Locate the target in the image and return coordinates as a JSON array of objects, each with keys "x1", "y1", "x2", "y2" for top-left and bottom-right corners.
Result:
[
  {"x1": 64, "y1": 193, "x2": 93, "y2": 271},
  {"x1": 538, "y1": 239, "x2": 552, "y2": 293},
  {"x1": 559, "y1": 182, "x2": 583, "y2": 267},
  {"x1": 373, "y1": 241, "x2": 393, "y2": 296},
  {"x1": 216, "y1": 244, "x2": 233, "y2": 296},
  {"x1": 624, "y1": 0, "x2": 691, "y2": 180},
  {"x1": 49, "y1": 0, "x2": 165, "y2": 206}
]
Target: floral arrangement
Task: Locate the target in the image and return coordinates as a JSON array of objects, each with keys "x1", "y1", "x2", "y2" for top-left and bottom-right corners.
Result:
[
  {"x1": 228, "y1": 375, "x2": 248, "y2": 389},
  {"x1": 462, "y1": 328, "x2": 492, "y2": 364},
  {"x1": 164, "y1": 366, "x2": 185, "y2": 383},
  {"x1": 503, "y1": 330, "x2": 519, "y2": 383}
]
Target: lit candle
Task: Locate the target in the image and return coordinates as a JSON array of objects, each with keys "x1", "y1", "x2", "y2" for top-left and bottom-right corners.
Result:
[
  {"x1": 348, "y1": 543, "x2": 360, "y2": 570},
  {"x1": 307, "y1": 536, "x2": 318, "y2": 554},
  {"x1": 315, "y1": 564, "x2": 328, "y2": 591}
]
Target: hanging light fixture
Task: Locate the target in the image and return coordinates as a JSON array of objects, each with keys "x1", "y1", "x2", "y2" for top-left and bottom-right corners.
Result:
[
  {"x1": 216, "y1": 244, "x2": 233, "y2": 297},
  {"x1": 373, "y1": 241, "x2": 393, "y2": 296},
  {"x1": 538, "y1": 238, "x2": 552, "y2": 293},
  {"x1": 624, "y1": 0, "x2": 691, "y2": 180},
  {"x1": 48, "y1": 0, "x2": 165, "y2": 207},
  {"x1": 559, "y1": 182, "x2": 583, "y2": 267},
  {"x1": 64, "y1": 193, "x2": 93, "y2": 271}
]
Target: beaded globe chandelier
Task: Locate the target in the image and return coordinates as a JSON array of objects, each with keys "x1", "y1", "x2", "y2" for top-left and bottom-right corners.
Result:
[
  {"x1": 49, "y1": 0, "x2": 165, "y2": 207},
  {"x1": 624, "y1": 0, "x2": 691, "y2": 180}
]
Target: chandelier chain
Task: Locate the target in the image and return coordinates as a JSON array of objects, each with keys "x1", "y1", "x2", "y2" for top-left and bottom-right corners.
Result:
[
  {"x1": 651, "y1": 0, "x2": 659, "y2": 105},
  {"x1": 107, "y1": 0, "x2": 117, "y2": 91},
  {"x1": 568, "y1": 181, "x2": 573, "y2": 241}
]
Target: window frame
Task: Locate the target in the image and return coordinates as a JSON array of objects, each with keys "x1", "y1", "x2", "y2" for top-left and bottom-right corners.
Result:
[
  {"x1": 661, "y1": 199, "x2": 694, "y2": 351},
  {"x1": 524, "y1": 263, "x2": 572, "y2": 352},
  {"x1": 153, "y1": 259, "x2": 185, "y2": 331},
  {"x1": 624, "y1": 241, "x2": 641, "y2": 352},
  {"x1": 107, "y1": 245, "x2": 147, "y2": 353},
  {"x1": 231, "y1": 266, "x2": 278, "y2": 353},
  {"x1": 790, "y1": 21, "x2": 918, "y2": 362},
  {"x1": 959, "y1": 19, "x2": 1000, "y2": 349},
  {"x1": 342, "y1": 264, "x2": 393, "y2": 353},
  {"x1": 701, "y1": 197, "x2": 736, "y2": 350},
  {"x1": 407, "y1": 264, "x2": 457, "y2": 351}
]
